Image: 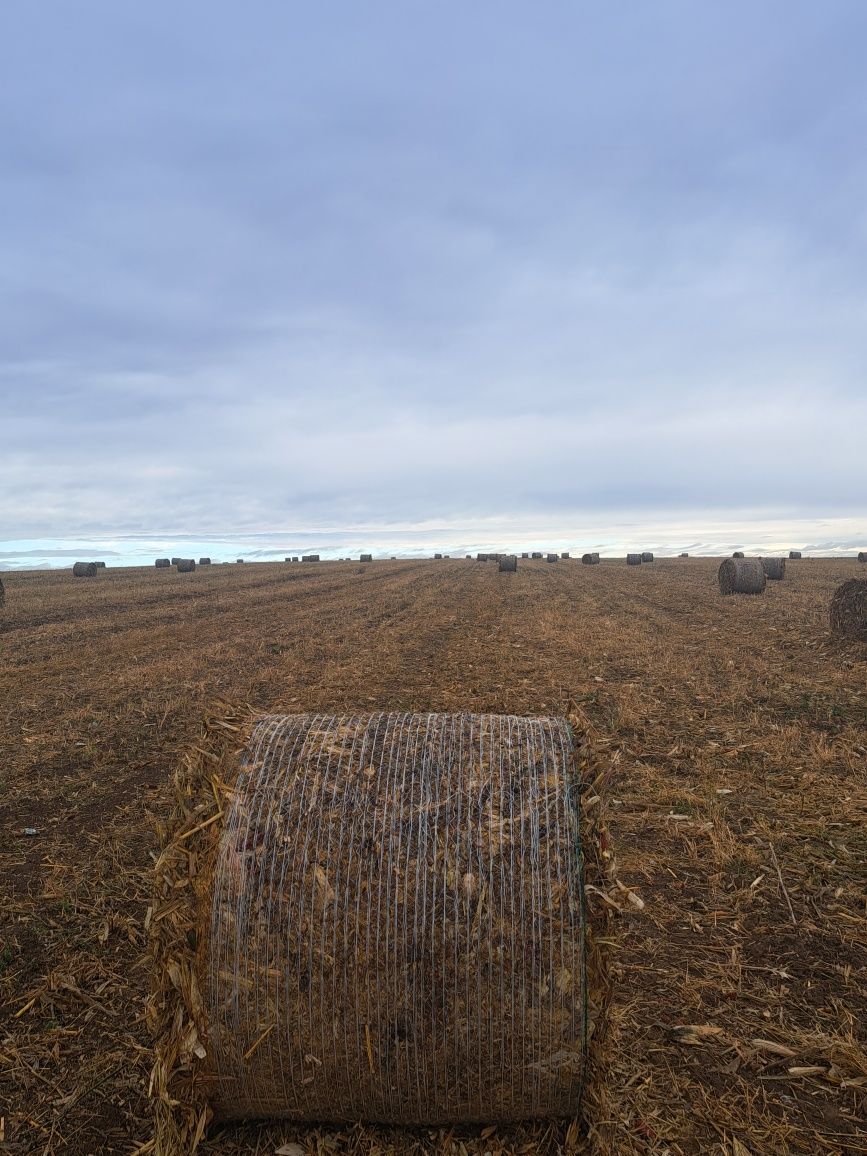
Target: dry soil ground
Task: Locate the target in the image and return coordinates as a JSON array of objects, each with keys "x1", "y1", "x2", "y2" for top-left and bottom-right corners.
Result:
[{"x1": 1, "y1": 557, "x2": 865, "y2": 1155}]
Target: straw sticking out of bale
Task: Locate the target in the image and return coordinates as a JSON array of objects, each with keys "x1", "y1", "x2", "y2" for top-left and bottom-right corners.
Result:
[
  {"x1": 789, "y1": 550, "x2": 802, "y2": 559},
  {"x1": 72, "y1": 562, "x2": 98, "y2": 577},
  {"x1": 829, "y1": 579, "x2": 867, "y2": 641},
  {"x1": 155, "y1": 558, "x2": 170, "y2": 568},
  {"x1": 176, "y1": 559, "x2": 196, "y2": 573},
  {"x1": 581, "y1": 553, "x2": 599, "y2": 565},
  {"x1": 762, "y1": 558, "x2": 786, "y2": 581},
  {"x1": 498, "y1": 555, "x2": 517, "y2": 572},
  {"x1": 626, "y1": 554, "x2": 641, "y2": 566},
  {"x1": 718, "y1": 558, "x2": 766, "y2": 595},
  {"x1": 148, "y1": 708, "x2": 618, "y2": 1151}
]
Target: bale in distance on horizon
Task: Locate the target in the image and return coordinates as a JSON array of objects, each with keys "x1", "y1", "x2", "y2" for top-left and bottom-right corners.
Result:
[
  {"x1": 72, "y1": 562, "x2": 98, "y2": 577},
  {"x1": 762, "y1": 558, "x2": 786, "y2": 581},
  {"x1": 829, "y1": 579, "x2": 867, "y2": 641},
  {"x1": 498, "y1": 555, "x2": 517, "y2": 572},
  {"x1": 531, "y1": 551, "x2": 543, "y2": 559},
  {"x1": 626, "y1": 554, "x2": 641, "y2": 566},
  {"x1": 732, "y1": 551, "x2": 745, "y2": 559},
  {"x1": 434, "y1": 553, "x2": 443, "y2": 560},
  {"x1": 521, "y1": 552, "x2": 529, "y2": 559},
  {"x1": 476, "y1": 553, "x2": 488, "y2": 561},
  {"x1": 155, "y1": 558, "x2": 170, "y2": 568},
  {"x1": 170, "y1": 557, "x2": 181, "y2": 566},
  {"x1": 859, "y1": 551, "x2": 867, "y2": 563},
  {"x1": 301, "y1": 555, "x2": 320, "y2": 563},
  {"x1": 719, "y1": 557, "x2": 766, "y2": 595},
  {"x1": 640, "y1": 552, "x2": 653, "y2": 563},
  {"x1": 360, "y1": 554, "x2": 373, "y2": 563},
  {"x1": 199, "y1": 558, "x2": 211, "y2": 566},
  {"x1": 581, "y1": 553, "x2": 600, "y2": 565},
  {"x1": 789, "y1": 550, "x2": 802, "y2": 559},
  {"x1": 560, "y1": 552, "x2": 570, "y2": 559},
  {"x1": 546, "y1": 553, "x2": 558, "y2": 563},
  {"x1": 176, "y1": 559, "x2": 196, "y2": 573},
  {"x1": 679, "y1": 552, "x2": 688, "y2": 558},
  {"x1": 95, "y1": 561, "x2": 107, "y2": 568}
]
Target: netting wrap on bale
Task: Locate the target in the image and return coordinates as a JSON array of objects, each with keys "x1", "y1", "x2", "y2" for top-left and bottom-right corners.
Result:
[
  {"x1": 148, "y1": 709, "x2": 618, "y2": 1152},
  {"x1": 830, "y1": 579, "x2": 867, "y2": 641},
  {"x1": 718, "y1": 558, "x2": 766, "y2": 595}
]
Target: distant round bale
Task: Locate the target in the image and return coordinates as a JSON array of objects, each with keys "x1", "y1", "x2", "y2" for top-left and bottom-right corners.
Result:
[
  {"x1": 762, "y1": 558, "x2": 786, "y2": 581},
  {"x1": 830, "y1": 579, "x2": 867, "y2": 641},
  {"x1": 171, "y1": 557, "x2": 181, "y2": 566},
  {"x1": 155, "y1": 558, "x2": 171, "y2": 568},
  {"x1": 679, "y1": 553, "x2": 688, "y2": 558},
  {"x1": 199, "y1": 558, "x2": 212, "y2": 566},
  {"x1": 789, "y1": 550, "x2": 802, "y2": 559},
  {"x1": 302, "y1": 555, "x2": 320, "y2": 563},
  {"x1": 498, "y1": 555, "x2": 517, "y2": 572},
  {"x1": 95, "y1": 561, "x2": 107, "y2": 568},
  {"x1": 859, "y1": 552, "x2": 867, "y2": 563},
  {"x1": 531, "y1": 551, "x2": 543, "y2": 559},
  {"x1": 177, "y1": 559, "x2": 196, "y2": 573},
  {"x1": 434, "y1": 553, "x2": 443, "y2": 559},
  {"x1": 476, "y1": 553, "x2": 488, "y2": 561},
  {"x1": 521, "y1": 552, "x2": 529, "y2": 559},
  {"x1": 718, "y1": 558, "x2": 766, "y2": 595},
  {"x1": 732, "y1": 551, "x2": 745, "y2": 559},
  {"x1": 581, "y1": 553, "x2": 600, "y2": 565},
  {"x1": 626, "y1": 554, "x2": 641, "y2": 566},
  {"x1": 640, "y1": 552, "x2": 653, "y2": 563},
  {"x1": 237, "y1": 559, "x2": 245, "y2": 564},
  {"x1": 560, "y1": 552, "x2": 570, "y2": 559},
  {"x1": 360, "y1": 554, "x2": 373, "y2": 563},
  {"x1": 546, "y1": 553, "x2": 558, "y2": 563},
  {"x1": 72, "y1": 562, "x2": 98, "y2": 577}
]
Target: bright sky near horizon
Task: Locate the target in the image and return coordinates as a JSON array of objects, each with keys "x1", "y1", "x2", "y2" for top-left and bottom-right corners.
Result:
[{"x1": 1, "y1": 2, "x2": 866, "y2": 564}]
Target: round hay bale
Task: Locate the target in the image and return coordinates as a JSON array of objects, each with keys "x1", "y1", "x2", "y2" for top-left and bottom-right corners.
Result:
[
  {"x1": 360, "y1": 554, "x2": 373, "y2": 563},
  {"x1": 858, "y1": 551, "x2": 867, "y2": 563},
  {"x1": 149, "y1": 710, "x2": 615, "y2": 1146},
  {"x1": 626, "y1": 554, "x2": 641, "y2": 566},
  {"x1": 789, "y1": 550, "x2": 802, "y2": 559},
  {"x1": 521, "y1": 552, "x2": 529, "y2": 559},
  {"x1": 732, "y1": 551, "x2": 745, "y2": 559},
  {"x1": 176, "y1": 559, "x2": 196, "y2": 573},
  {"x1": 155, "y1": 558, "x2": 171, "y2": 568},
  {"x1": 434, "y1": 553, "x2": 443, "y2": 559},
  {"x1": 72, "y1": 561, "x2": 98, "y2": 577},
  {"x1": 95, "y1": 561, "x2": 107, "y2": 568},
  {"x1": 476, "y1": 553, "x2": 488, "y2": 561},
  {"x1": 762, "y1": 558, "x2": 786, "y2": 581},
  {"x1": 171, "y1": 557, "x2": 181, "y2": 566},
  {"x1": 199, "y1": 558, "x2": 212, "y2": 566},
  {"x1": 531, "y1": 551, "x2": 543, "y2": 559},
  {"x1": 546, "y1": 553, "x2": 558, "y2": 563},
  {"x1": 640, "y1": 552, "x2": 653, "y2": 563},
  {"x1": 498, "y1": 554, "x2": 517, "y2": 572},
  {"x1": 581, "y1": 553, "x2": 599, "y2": 565},
  {"x1": 718, "y1": 558, "x2": 766, "y2": 595},
  {"x1": 560, "y1": 552, "x2": 570, "y2": 560},
  {"x1": 830, "y1": 579, "x2": 867, "y2": 640},
  {"x1": 679, "y1": 553, "x2": 688, "y2": 558},
  {"x1": 302, "y1": 555, "x2": 320, "y2": 563},
  {"x1": 237, "y1": 559, "x2": 245, "y2": 564}
]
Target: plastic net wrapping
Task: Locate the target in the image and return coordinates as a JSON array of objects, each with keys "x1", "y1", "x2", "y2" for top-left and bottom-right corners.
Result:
[{"x1": 149, "y1": 709, "x2": 615, "y2": 1147}]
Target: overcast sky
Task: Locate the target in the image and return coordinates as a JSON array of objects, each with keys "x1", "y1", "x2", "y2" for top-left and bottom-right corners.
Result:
[{"x1": 1, "y1": 2, "x2": 866, "y2": 549}]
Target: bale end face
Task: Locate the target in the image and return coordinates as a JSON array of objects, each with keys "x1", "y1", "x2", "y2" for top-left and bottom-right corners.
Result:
[
  {"x1": 546, "y1": 553, "x2": 558, "y2": 563},
  {"x1": 830, "y1": 578, "x2": 867, "y2": 640},
  {"x1": 176, "y1": 559, "x2": 196, "y2": 573},
  {"x1": 626, "y1": 554, "x2": 641, "y2": 566},
  {"x1": 581, "y1": 553, "x2": 599, "y2": 565},
  {"x1": 719, "y1": 557, "x2": 766, "y2": 595},
  {"x1": 498, "y1": 555, "x2": 517, "y2": 572},
  {"x1": 72, "y1": 561, "x2": 98, "y2": 577}
]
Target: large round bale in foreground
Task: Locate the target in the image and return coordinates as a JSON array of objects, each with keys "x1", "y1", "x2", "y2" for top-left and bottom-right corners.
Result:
[
  {"x1": 789, "y1": 550, "x2": 802, "y2": 559},
  {"x1": 640, "y1": 552, "x2": 653, "y2": 563},
  {"x1": 155, "y1": 558, "x2": 171, "y2": 568},
  {"x1": 176, "y1": 559, "x2": 196, "y2": 573},
  {"x1": 830, "y1": 579, "x2": 867, "y2": 641},
  {"x1": 72, "y1": 561, "x2": 98, "y2": 577},
  {"x1": 498, "y1": 554, "x2": 517, "y2": 572},
  {"x1": 626, "y1": 554, "x2": 641, "y2": 566},
  {"x1": 762, "y1": 558, "x2": 786, "y2": 581},
  {"x1": 718, "y1": 557, "x2": 766, "y2": 595},
  {"x1": 149, "y1": 711, "x2": 614, "y2": 1145}
]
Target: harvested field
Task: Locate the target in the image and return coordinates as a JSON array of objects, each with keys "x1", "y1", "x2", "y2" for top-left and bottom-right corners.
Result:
[{"x1": 1, "y1": 557, "x2": 866, "y2": 1155}]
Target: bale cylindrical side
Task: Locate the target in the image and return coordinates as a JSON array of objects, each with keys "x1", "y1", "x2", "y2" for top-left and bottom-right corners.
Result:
[
  {"x1": 149, "y1": 711, "x2": 617, "y2": 1148},
  {"x1": 476, "y1": 553, "x2": 488, "y2": 561},
  {"x1": 640, "y1": 552, "x2": 653, "y2": 563},
  {"x1": 531, "y1": 552, "x2": 543, "y2": 560},
  {"x1": 95, "y1": 561, "x2": 107, "y2": 568},
  {"x1": 859, "y1": 552, "x2": 867, "y2": 563},
  {"x1": 560, "y1": 552, "x2": 570, "y2": 560},
  {"x1": 434, "y1": 553, "x2": 443, "y2": 559},
  {"x1": 72, "y1": 562, "x2": 98, "y2": 577},
  {"x1": 679, "y1": 553, "x2": 688, "y2": 558},
  {"x1": 360, "y1": 554, "x2": 373, "y2": 563},
  {"x1": 546, "y1": 553, "x2": 558, "y2": 563},
  {"x1": 718, "y1": 558, "x2": 766, "y2": 595},
  {"x1": 830, "y1": 579, "x2": 867, "y2": 640},
  {"x1": 762, "y1": 558, "x2": 786, "y2": 581},
  {"x1": 626, "y1": 554, "x2": 641, "y2": 566},
  {"x1": 155, "y1": 558, "x2": 171, "y2": 568},
  {"x1": 581, "y1": 553, "x2": 599, "y2": 565},
  {"x1": 521, "y1": 552, "x2": 529, "y2": 559},
  {"x1": 732, "y1": 551, "x2": 745, "y2": 559},
  {"x1": 171, "y1": 557, "x2": 181, "y2": 566},
  {"x1": 789, "y1": 550, "x2": 802, "y2": 559},
  {"x1": 176, "y1": 559, "x2": 196, "y2": 573},
  {"x1": 498, "y1": 555, "x2": 517, "y2": 572},
  {"x1": 199, "y1": 558, "x2": 212, "y2": 566},
  {"x1": 302, "y1": 555, "x2": 320, "y2": 563}
]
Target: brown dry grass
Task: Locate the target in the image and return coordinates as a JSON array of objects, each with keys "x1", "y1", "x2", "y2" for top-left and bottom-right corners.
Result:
[{"x1": 1, "y1": 557, "x2": 865, "y2": 1155}]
